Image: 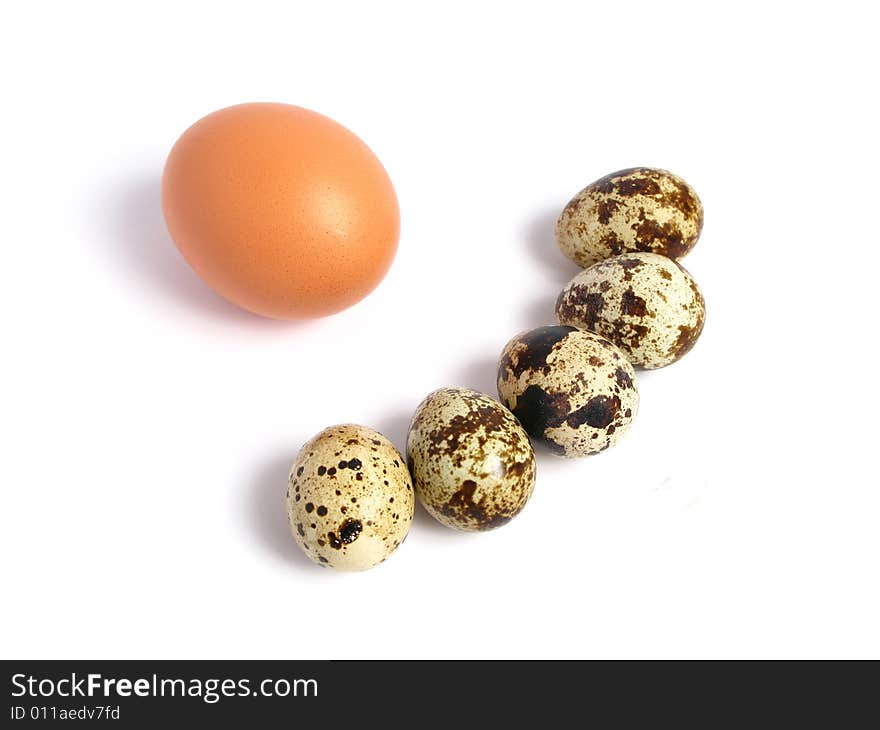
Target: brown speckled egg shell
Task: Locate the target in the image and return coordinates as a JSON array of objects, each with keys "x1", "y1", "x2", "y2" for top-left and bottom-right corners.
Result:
[
  {"x1": 497, "y1": 326, "x2": 638, "y2": 457},
  {"x1": 556, "y1": 252, "x2": 706, "y2": 369},
  {"x1": 406, "y1": 387, "x2": 536, "y2": 532},
  {"x1": 287, "y1": 424, "x2": 414, "y2": 571},
  {"x1": 556, "y1": 167, "x2": 703, "y2": 268}
]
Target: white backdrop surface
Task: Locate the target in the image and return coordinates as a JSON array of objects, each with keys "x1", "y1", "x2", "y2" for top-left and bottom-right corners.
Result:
[{"x1": 2, "y1": 1, "x2": 878, "y2": 658}]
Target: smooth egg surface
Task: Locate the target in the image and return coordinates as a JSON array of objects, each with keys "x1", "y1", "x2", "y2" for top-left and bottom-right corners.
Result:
[{"x1": 162, "y1": 103, "x2": 400, "y2": 319}]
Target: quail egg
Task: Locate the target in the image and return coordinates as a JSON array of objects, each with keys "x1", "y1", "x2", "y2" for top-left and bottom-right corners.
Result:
[
  {"x1": 407, "y1": 387, "x2": 536, "y2": 531},
  {"x1": 556, "y1": 167, "x2": 703, "y2": 267},
  {"x1": 287, "y1": 424, "x2": 414, "y2": 571},
  {"x1": 556, "y1": 252, "x2": 706, "y2": 369},
  {"x1": 497, "y1": 326, "x2": 638, "y2": 457}
]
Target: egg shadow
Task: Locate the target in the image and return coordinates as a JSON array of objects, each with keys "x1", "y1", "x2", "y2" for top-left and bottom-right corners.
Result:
[
  {"x1": 524, "y1": 206, "x2": 582, "y2": 283},
  {"x1": 374, "y1": 409, "x2": 462, "y2": 538},
  {"x1": 374, "y1": 409, "x2": 412, "y2": 457},
  {"x1": 246, "y1": 445, "x2": 327, "y2": 572},
  {"x1": 518, "y1": 291, "x2": 560, "y2": 332},
  {"x1": 454, "y1": 355, "x2": 499, "y2": 397},
  {"x1": 109, "y1": 175, "x2": 296, "y2": 329},
  {"x1": 519, "y1": 207, "x2": 583, "y2": 332}
]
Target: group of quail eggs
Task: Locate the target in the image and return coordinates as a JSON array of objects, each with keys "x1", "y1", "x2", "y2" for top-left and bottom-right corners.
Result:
[{"x1": 287, "y1": 167, "x2": 707, "y2": 571}]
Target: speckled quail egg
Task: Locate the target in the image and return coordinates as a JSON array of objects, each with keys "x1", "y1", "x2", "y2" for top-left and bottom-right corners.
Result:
[
  {"x1": 406, "y1": 388, "x2": 536, "y2": 531},
  {"x1": 287, "y1": 424, "x2": 414, "y2": 571},
  {"x1": 497, "y1": 325, "x2": 638, "y2": 457},
  {"x1": 556, "y1": 252, "x2": 706, "y2": 369},
  {"x1": 556, "y1": 167, "x2": 703, "y2": 268}
]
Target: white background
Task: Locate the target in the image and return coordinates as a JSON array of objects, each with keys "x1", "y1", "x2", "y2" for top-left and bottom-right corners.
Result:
[{"x1": 3, "y1": 1, "x2": 878, "y2": 659}]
